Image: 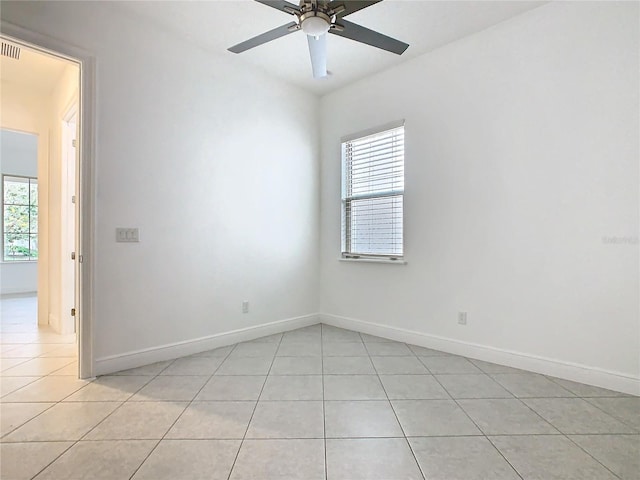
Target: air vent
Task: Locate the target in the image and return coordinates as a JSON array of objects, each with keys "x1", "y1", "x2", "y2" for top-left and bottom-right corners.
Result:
[{"x1": 1, "y1": 42, "x2": 21, "y2": 60}]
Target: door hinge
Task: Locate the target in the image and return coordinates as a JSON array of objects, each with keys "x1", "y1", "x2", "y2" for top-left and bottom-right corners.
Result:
[
  {"x1": 71, "y1": 308, "x2": 76, "y2": 317},
  {"x1": 71, "y1": 195, "x2": 76, "y2": 204},
  {"x1": 71, "y1": 252, "x2": 76, "y2": 260},
  {"x1": 72, "y1": 139, "x2": 77, "y2": 148},
  {"x1": 78, "y1": 254, "x2": 83, "y2": 263}
]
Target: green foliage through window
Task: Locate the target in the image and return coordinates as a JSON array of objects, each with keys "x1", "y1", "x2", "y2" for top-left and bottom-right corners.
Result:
[{"x1": 3, "y1": 175, "x2": 38, "y2": 261}]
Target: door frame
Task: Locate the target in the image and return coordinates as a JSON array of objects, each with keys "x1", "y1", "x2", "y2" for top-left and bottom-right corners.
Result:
[
  {"x1": 1, "y1": 21, "x2": 96, "y2": 379},
  {"x1": 61, "y1": 103, "x2": 78, "y2": 336}
]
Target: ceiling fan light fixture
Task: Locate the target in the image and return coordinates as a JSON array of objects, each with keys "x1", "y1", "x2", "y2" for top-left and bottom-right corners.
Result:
[{"x1": 300, "y1": 12, "x2": 330, "y2": 37}]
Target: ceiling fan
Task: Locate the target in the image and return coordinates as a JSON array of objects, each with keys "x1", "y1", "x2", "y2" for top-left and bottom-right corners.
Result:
[{"x1": 228, "y1": 0, "x2": 409, "y2": 79}]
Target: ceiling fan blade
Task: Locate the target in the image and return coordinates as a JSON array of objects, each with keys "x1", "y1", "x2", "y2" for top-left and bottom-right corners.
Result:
[
  {"x1": 329, "y1": 19, "x2": 409, "y2": 55},
  {"x1": 255, "y1": 0, "x2": 300, "y2": 14},
  {"x1": 228, "y1": 22, "x2": 298, "y2": 53},
  {"x1": 307, "y1": 34, "x2": 327, "y2": 79},
  {"x1": 329, "y1": 0, "x2": 382, "y2": 18}
]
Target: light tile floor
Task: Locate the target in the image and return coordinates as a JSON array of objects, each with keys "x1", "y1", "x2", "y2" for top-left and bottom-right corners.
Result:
[{"x1": 1, "y1": 296, "x2": 639, "y2": 479}]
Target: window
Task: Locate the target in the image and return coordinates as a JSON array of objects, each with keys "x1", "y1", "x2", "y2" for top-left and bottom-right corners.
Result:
[
  {"x1": 3, "y1": 175, "x2": 38, "y2": 261},
  {"x1": 341, "y1": 122, "x2": 404, "y2": 260}
]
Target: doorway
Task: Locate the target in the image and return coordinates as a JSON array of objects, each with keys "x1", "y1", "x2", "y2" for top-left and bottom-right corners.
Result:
[{"x1": 0, "y1": 36, "x2": 84, "y2": 377}]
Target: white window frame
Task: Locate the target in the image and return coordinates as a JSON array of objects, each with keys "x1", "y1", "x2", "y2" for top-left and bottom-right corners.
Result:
[
  {"x1": 2, "y1": 174, "x2": 38, "y2": 262},
  {"x1": 341, "y1": 120, "x2": 405, "y2": 262}
]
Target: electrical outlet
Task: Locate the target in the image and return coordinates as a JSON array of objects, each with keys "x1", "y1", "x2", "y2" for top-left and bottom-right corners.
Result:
[
  {"x1": 242, "y1": 301, "x2": 249, "y2": 314},
  {"x1": 458, "y1": 312, "x2": 467, "y2": 325}
]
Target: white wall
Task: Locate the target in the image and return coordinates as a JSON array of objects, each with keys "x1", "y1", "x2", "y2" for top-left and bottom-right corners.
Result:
[
  {"x1": 1, "y1": 2, "x2": 320, "y2": 364},
  {"x1": 320, "y1": 2, "x2": 639, "y2": 386}
]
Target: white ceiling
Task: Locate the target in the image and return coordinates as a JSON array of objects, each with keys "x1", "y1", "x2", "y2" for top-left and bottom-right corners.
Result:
[
  {"x1": 0, "y1": 43, "x2": 73, "y2": 93},
  {"x1": 117, "y1": 0, "x2": 545, "y2": 96}
]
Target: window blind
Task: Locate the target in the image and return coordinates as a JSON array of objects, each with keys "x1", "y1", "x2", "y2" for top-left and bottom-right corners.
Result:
[{"x1": 342, "y1": 124, "x2": 404, "y2": 258}]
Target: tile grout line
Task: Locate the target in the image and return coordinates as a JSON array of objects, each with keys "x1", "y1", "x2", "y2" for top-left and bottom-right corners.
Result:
[
  {"x1": 225, "y1": 332, "x2": 285, "y2": 480},
  {"x1": 25, "y1": 357, "x2": 180, "y2": 480},
  {"x1": 412, "y1": 347, "x2": 526, "y2": 480},
  {"x1": 362, "y1": 335, "x2": 427, "y2": 480},
  {"x1": 125, "y1": 345, "x2": 238, "y2": 480},
  {"x1": 0, "y1": 335, "x2": 85, "y2": 477},
  {"x1": 1, "y1": 345, "x2": 88, "y2": 440}
]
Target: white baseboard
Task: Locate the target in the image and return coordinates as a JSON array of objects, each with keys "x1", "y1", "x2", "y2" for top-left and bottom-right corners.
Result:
[
  {"x1": 320, "y1": 313, "x2": 640, "y2": 396},
  {"x1": 48, "y1": 313, "x2": 59, "y2": 332},
  {"x1": 94, "y1": 314, "x2": 319, "y2": 376},
  {"x1": 0, "y1": 288, "x2": 37, "y2": 296}
]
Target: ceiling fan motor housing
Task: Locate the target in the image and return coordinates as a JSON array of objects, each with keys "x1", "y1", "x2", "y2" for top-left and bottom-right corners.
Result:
[{"x1": 300, "y1": 10, "x2": 331, "y2": 36}]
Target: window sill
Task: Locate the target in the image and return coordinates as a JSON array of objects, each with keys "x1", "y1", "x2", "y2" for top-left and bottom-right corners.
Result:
[
  {"x1": 339, "y1": 256, "x2": 407, "y2": 265},
  {"x1": 0, "y1": 261, "x2": 38, "y2": 265}
]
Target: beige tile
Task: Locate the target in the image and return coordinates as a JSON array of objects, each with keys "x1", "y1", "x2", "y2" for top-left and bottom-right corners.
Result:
[
  {"x1": 112, "y1": 360, "x2": 174, "y2": 376},
  {"x1": 0, "y1": 376, "x2": 40, "y2": 398},
  {"x1": 49, "y1": 361, "x2": 78, "y2": 376},
  {"x1": 0, "y1": 358, "x2": 29, "y2": 372},
  {"x1": 365, "y1": 343, "x2": 412, "y2": 356},
  {"x1": 371, "y1": 356, "x2": 428, "y2": 374},
  {"x1": 379, "y1": 375, "x2": 450, "y2": 400},
  {"x1": 326, "y1": 438, "x2": 423, "y2": 480},
  {"x1": 1, "y1": 344, "x2": 62, "y2": 358},
  {"x1": 548, "y1": 377, "x2": 629, "y2": 397},
  {"x1": 4, "y1": 401, "x2": 119, "y2": 441},
  {"x1": 85, "y1": 401, "x2": 187, "y2": 440},
  {"x1": 0, "y1": 441, "x2": 73, "y2": 480},
  {"x1": 260, "y1": 375, "x2": 323, "y2": 400},
  {"x1": 130, "y1": 375, "x2": 208, "y2": 401},
  {"x1": 491, "y1": 435, "x2": 618, "y2": 480},
  {"x1": 228, "y1": 342, "x2": 278, "y2": 358},
  {"x1": 2, "y1": 376, "x2": 91, "y2": 402},
  {"x1": 322, "y1": 342, "x2": 369, "y2": 357},
  {"x1": 324, "y1": 375, "x2": 387, "y2": 400},
  {"x1": 322, "y1": 326, "x2": 362, "y2": 343},
  {"x1": 524, "y1": 398, "x2": 637, "y2": 434},
  {"x1": 35, "y1": 440, "x2": 157, "y2": 480},
  {"x1": 196, "y1": 376, "x2": 265, "y2": 401},
  {"x1": 419, "y1": 356, "x2": 482, "y2": 374},
  {"x1": 407, "y1": 345, "x2": 451, "y2": 356},
  {"x1": 230, "y1": 439, "x2": 325, "y2": 480},
  {"x1": 39, "y1": 344, "x2": 78, "y2": 358},
  {"x1": 323, "y1": 356, "x2": 375, "y2": 375},
  {"x1": 270, "y1": 356, "x2": 322, "y2": 375},
  {"x1": 160, "y1": 356, "x2": 224, "y2": 375},
  {"x1": 325, "y1": 401, "x2": 403, "y2": 438},
  {"x1": 166, "y1": 401, "x2": 255, "y2": 439},
  {"x1": 586, "y1": 397, "x2": 640, "y2": 430},
  {"x1": 570, "y1": 434, "x2": 640, "y2": 480},
  {"x1": 133, "y1": 439, "x2": 240, "y2": 480},
  {"x1": 492, "y1": 373, "x2": 574, "y2": 398},
  {"x1": 2, "y1": 357, "x2": 76, "y2": 376},
  {"x1": 0, "y1": 402, "x2": 53, "y2": 437},
  {"x1": 409, "y1": 436, "x2": 520, "y2": 480},
  {"x1": 458, "y1": 399, "x2": 558, "y2": 435},
  {"x1": 392, "y1": 400, "x2": 482, "y2": 436},
  {"x1": 216, "y1": 357, "x2": 273, "y2": 375},
  {"x1": 277, "y1": 342, "x2": 322, "y2": 357},
  {"x1": 65, "y1": 375, "x2": 151, "y2": 402},
  {"x1": 246, "y1": 401, "x2": 324, "y2": 439},
  {"x1": 436, "y1": 374, "x2": 513, "y2": 399}
]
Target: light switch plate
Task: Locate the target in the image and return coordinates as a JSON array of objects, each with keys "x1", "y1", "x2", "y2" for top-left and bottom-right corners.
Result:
[{"x1": 116, "y1": 228, "x2": 139, "y2": 243}]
